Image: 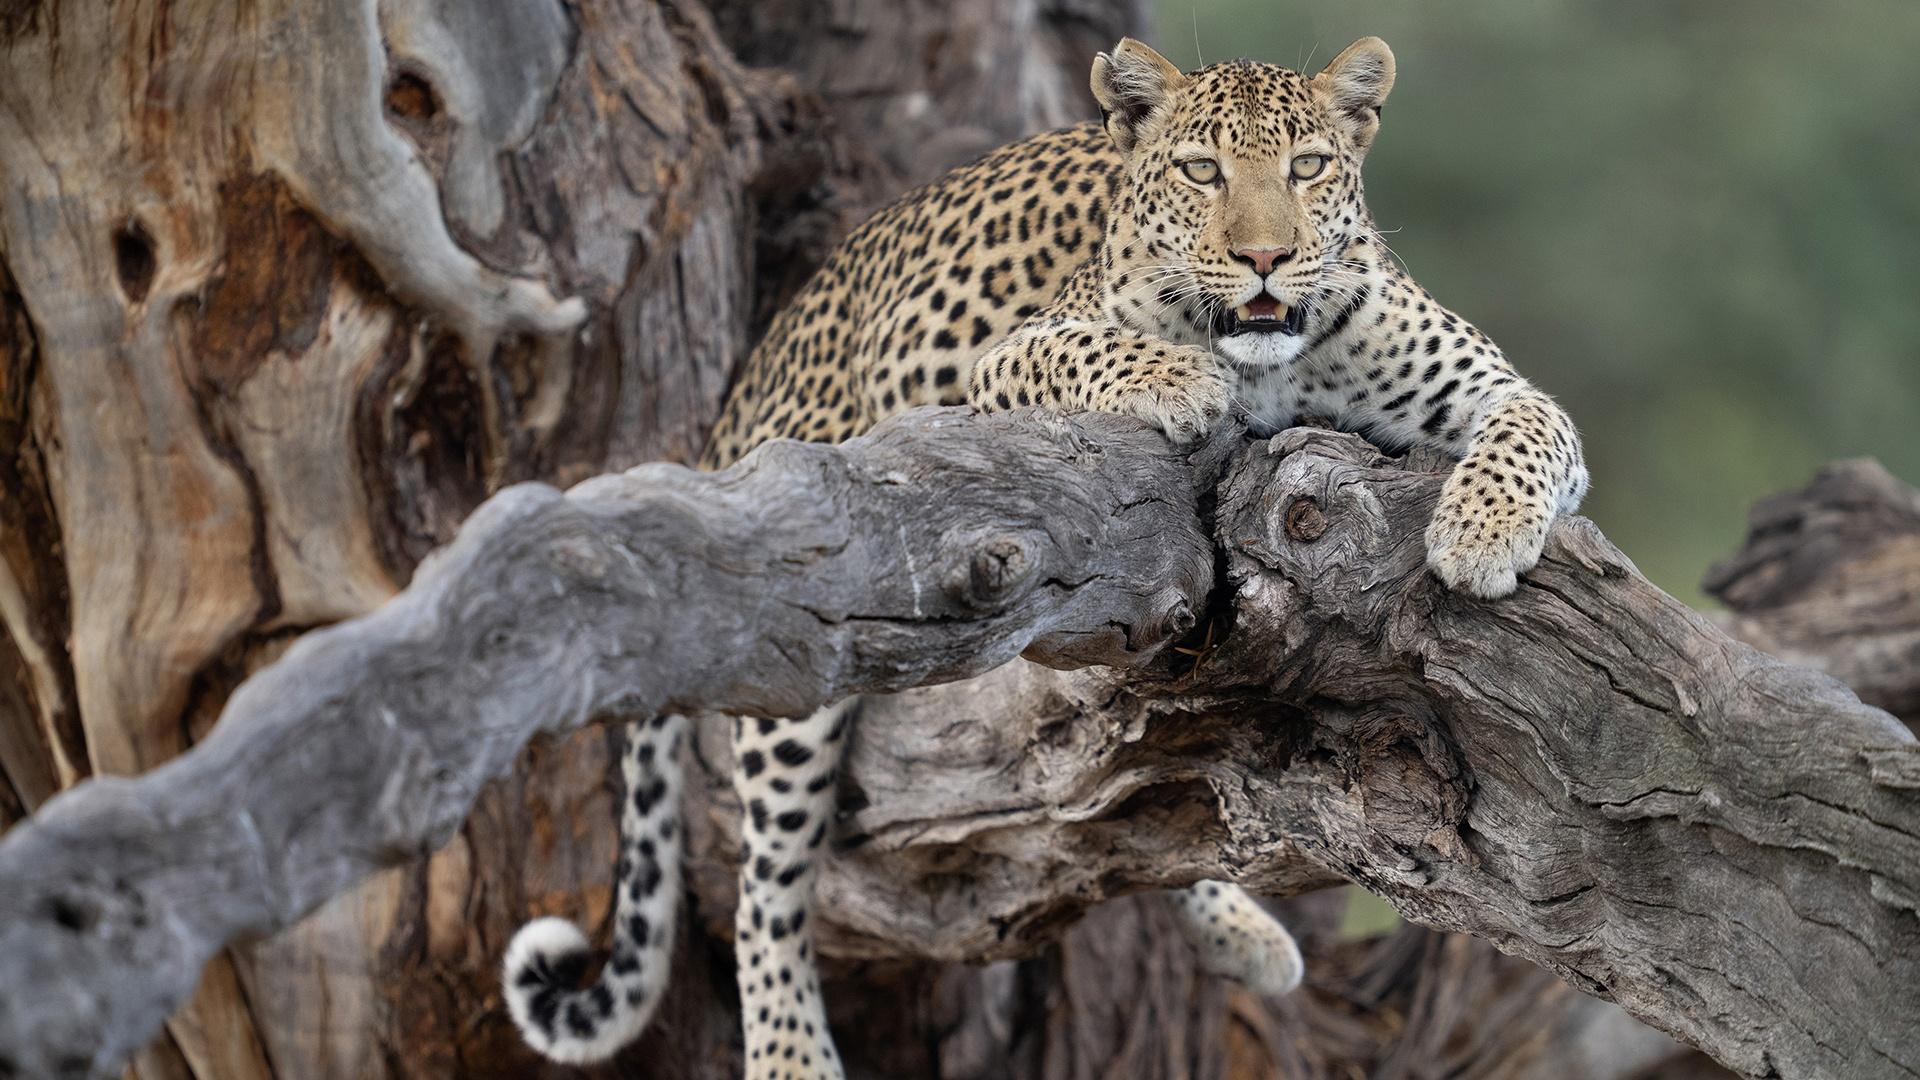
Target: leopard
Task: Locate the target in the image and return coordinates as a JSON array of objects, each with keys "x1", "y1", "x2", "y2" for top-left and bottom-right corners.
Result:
[{"x1": 503, "y1": 35, "x2": 1588, "y2": 1076}]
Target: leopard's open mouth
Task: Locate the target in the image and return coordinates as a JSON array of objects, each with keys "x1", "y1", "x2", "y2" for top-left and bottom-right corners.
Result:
[{"x1": 1214, "y1": 292, "x2": 1307, "y2": 337}]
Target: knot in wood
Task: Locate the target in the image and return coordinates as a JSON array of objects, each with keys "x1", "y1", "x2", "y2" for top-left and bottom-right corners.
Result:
[
  {"x1": 1284, "y1": 496, "x2": 1327, "y2": 543},
  {"x1": 957, "y1": 536, "x2": 1031, "y2": 605}
]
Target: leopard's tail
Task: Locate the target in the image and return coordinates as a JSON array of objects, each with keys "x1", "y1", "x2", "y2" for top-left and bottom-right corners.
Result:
[{"x1": 504, "y1": 712, "x2": 688, "y2": 1064}]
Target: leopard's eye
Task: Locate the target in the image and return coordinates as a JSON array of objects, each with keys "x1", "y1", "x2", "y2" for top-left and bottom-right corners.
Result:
[
  {"x1": 1179, "y1": 158, "x2": 1221, "y2": 185},
  {"x1": 1290, "y1": 153, "x2": 1329, "y2": 181}
]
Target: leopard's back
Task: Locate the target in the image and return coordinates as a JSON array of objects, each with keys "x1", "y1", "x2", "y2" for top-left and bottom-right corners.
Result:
[{"x1": 700, "y1": 123, "x2": 1120, "y2": 469}]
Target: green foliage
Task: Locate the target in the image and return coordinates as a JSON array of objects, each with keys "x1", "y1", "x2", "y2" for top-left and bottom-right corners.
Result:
[
  {"x1": 1157, "y1": 0, "x2": 1920, "y2": 600},
  {"x1": 1337, "y1": 886, "x2": 1404, "y2": 940}
]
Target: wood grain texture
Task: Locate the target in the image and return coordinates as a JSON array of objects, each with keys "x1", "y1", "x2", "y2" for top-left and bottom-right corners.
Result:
[{"x1": 693, "y1": 427, "x2": 1920, "y2": 1079}]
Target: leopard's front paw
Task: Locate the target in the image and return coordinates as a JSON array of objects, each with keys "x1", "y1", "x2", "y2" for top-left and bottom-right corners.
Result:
[
  {"x1": 1095, "y1": 346, "x2": 1232, "y2": 444},
  {"x1": 1424, "y1": 481, "x2": 1552, "y2": 600}
]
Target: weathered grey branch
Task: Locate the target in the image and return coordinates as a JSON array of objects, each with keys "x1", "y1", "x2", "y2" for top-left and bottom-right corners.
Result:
[
  {"x1": 0, "y1": 407, "x2": 1218, "y2": 1079},
  {"x1": 1, "y1": 413, "x2": 1915, "y2": 1079},
  {"x1": 680, "y1": 428, "x2": 1920, "y2": 1079},
  {"x1": 1707, "y1": 458, "x2": 1920, "y2": 727}
]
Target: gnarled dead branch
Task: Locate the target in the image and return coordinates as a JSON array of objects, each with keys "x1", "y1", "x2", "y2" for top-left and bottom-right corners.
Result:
[
  {"x1": 0, "y1": 408, "x2": 1218, "y2": 1079},
  {"x1": 0, "y1": 412, "x2": 1913, "y2": 1080}
]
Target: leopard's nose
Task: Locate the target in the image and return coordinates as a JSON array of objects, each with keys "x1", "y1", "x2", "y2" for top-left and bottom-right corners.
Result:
[{"x1": 1231, "y1": 246, "x2": 1296, "y2": 276}]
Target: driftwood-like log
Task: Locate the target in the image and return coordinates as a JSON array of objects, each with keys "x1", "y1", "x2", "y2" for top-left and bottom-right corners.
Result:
[
  {"x1": 1, "y1": 414, "x2": 1916, "y2": 1080},
  {"x1": 0, "y1": 408, "x2": 1217, "y2": 1080}
]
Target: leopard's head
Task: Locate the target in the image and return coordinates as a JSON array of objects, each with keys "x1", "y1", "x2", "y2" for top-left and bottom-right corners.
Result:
[{"x1": 1091, "y1": 37, "x2": 1395, "y2": 368}]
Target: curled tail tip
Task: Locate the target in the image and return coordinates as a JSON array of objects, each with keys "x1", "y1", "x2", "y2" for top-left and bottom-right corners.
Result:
[{"x1": 502, "y1": 917, "x2": 625, "y2": 1065}]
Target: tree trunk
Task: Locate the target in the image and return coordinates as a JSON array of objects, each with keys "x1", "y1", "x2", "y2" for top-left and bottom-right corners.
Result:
[
  {"x1": 1, "y1": 3, "x2": 1908, "y2": 1080},
  {"x1": 0, "y1": 0, "x2": 1135, "y2": 1076}
]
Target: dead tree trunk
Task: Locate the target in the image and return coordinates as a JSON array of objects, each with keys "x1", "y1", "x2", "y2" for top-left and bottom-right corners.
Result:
[{"x1": 0, "y1": 0, "x2": 1144, "y2": 1076}]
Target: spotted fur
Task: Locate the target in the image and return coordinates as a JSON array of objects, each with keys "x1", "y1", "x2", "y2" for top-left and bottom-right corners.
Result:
[
  {"x1": 507, "y1": 35, "x2": 1588, "y2": 1074},
  {"x1": 966, "y1": 39, "x2": 1587, "y2": 600},
  {"x1": 504, "y1": 713, "x2": 686, "y2": 1065},
  {"x1": 1171, "y1": 880, "x2": 1304, "y2": 997}
]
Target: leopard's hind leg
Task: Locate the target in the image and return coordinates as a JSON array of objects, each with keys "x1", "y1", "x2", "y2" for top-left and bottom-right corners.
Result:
[
  {"x1": 1171, "y1": 881, "x2": 1304, "y2": 996},
  {"x1": 732, "y1": 700, "x2": 856, "y2": 1079}
]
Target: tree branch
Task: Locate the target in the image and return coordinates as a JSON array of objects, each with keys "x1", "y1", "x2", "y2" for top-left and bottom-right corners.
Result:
[
  {"x1": 681, "y1": 427, "x2": 1920, "y2": 1079},
  {"x1": 0, "y1": 408, "x2": 1219, "y2": 1079},
  {"x1": 0, "y1": 413, "x2": 1914, "y2": 1079},
  {"x1": 1707, "y1": 458, "x2": 1920, "y2": 728}
]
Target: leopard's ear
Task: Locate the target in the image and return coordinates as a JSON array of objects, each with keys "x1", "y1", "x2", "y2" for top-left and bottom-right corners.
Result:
[
  {"x1": 1316, "y1": 37, "x2": 1395, "y2": 152},
  {"x1": 1091, "y1": 38, "x2": 1185, "y2": 154}
]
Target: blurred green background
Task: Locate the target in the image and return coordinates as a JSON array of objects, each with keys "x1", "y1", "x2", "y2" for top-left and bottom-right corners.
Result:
[{"x1": 1157, "y1": 0, "x2": 1920, "y2": 601}]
